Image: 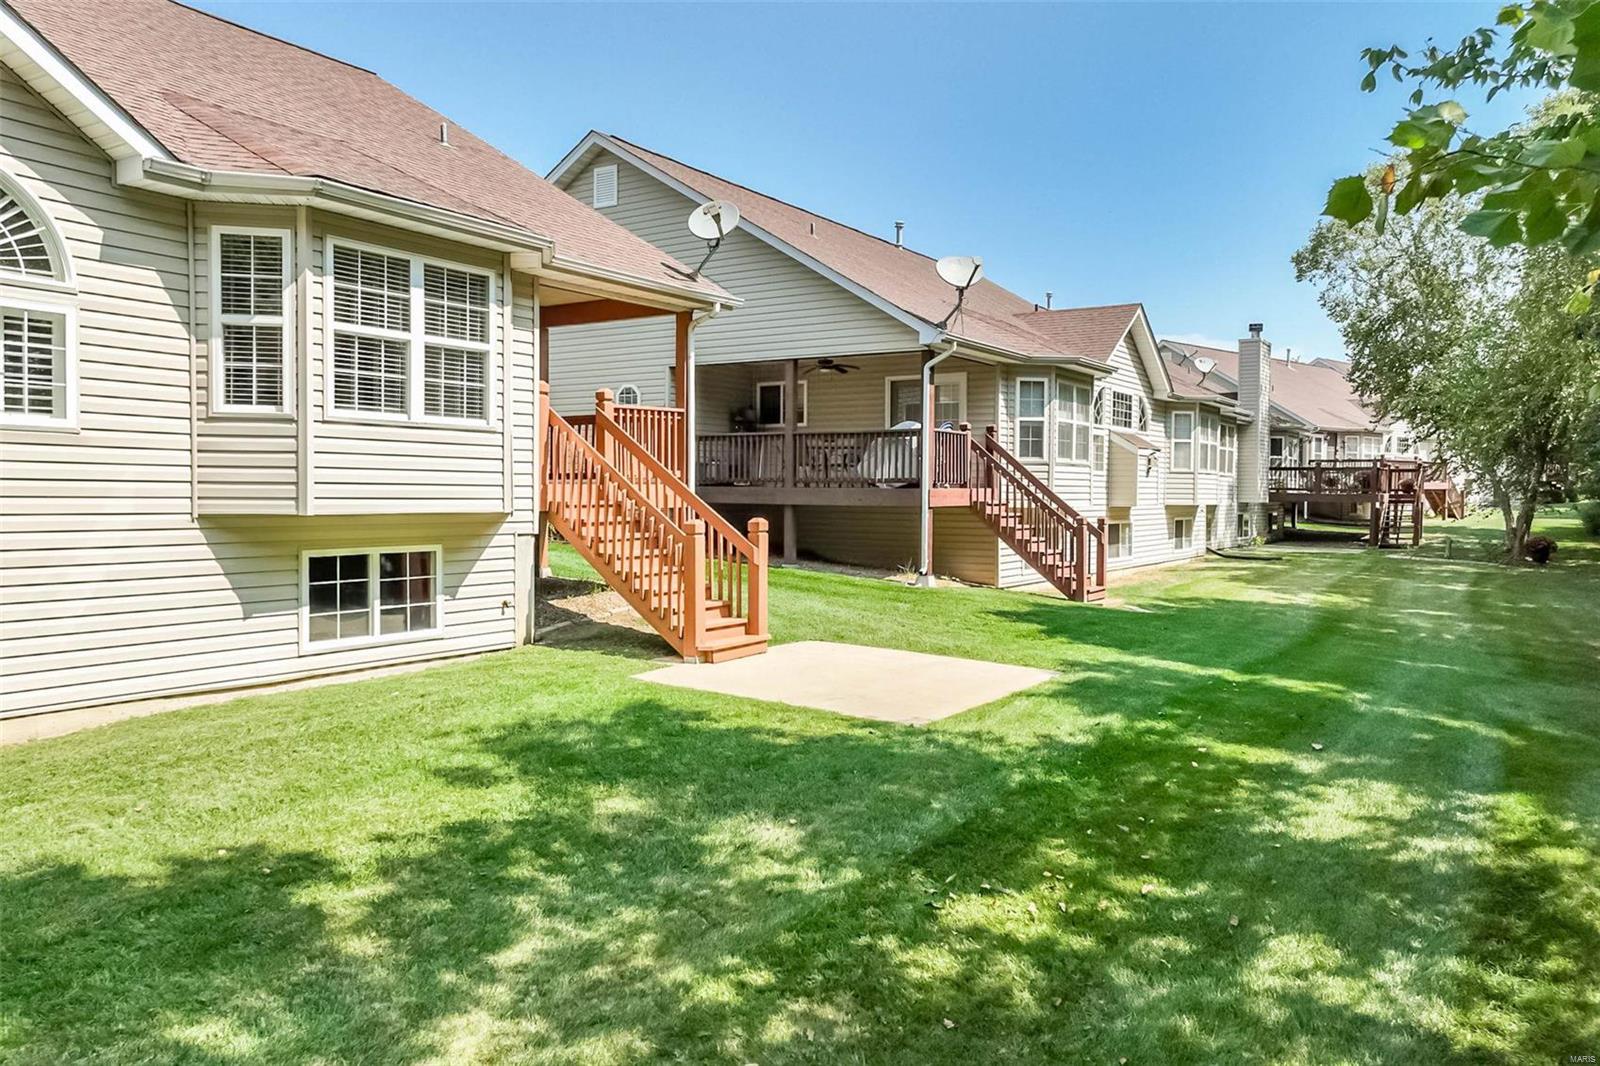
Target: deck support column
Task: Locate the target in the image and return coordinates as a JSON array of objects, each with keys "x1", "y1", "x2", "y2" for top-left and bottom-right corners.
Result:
[
  {"x1": 916, "y1": 343, "x2": 959, "y2": 587},
  {"x1": 782, "y1": 504, "x2": 798, "y2": 565},
  {"x1": 675, "y1": 311, "x2": 693, "y2": 487},
  {"x1": 783, "y1": 358, "x2": 798, "y2": 490}
]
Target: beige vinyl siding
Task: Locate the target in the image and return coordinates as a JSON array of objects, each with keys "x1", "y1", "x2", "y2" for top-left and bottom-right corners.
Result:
[
  {"x1": 552, "y1": 151, "x2": 921, "y2": 385},
  {"x1": 546, "y1": 314, "x2": 674, "y2": 416},
  {"x1": 0, "y1": 62, "x2": 527, "y2": 716},
  {"x1": 795, "y1": 506, "x2": 997, "y2": 583},
  {"x1": 696, "y1": 361, "x2": 755, "y2": 431},
  {"x1": 698, "y1": 354, "x2": 998, "y2": 432}
]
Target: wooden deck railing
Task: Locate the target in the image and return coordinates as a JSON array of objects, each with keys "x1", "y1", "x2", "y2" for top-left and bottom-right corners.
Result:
[
  {"x1": 969, "y1": 427, "x2": 1106, "y2": 601},
  {"x1": 593, "y1": 393, "x2": 767, "y2": 638},
  {"x1": 544, "y1": 407, "x2": 695, "y2": 654},
  {"x1": 613, "y1": 403, "x2": 686, "y2": 481},
  {"x1": 698, "y1": 425, "x2": 975, "y2": 490},
  {"x1": 542, "y1": 386, "x2": 768, "y2": 659},
  {"x1": 1270, "y1": 458, "x2": 1427, "y2": 498}
]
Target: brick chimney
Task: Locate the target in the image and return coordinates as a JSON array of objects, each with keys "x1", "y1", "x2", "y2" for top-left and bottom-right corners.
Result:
[{"x1": 1237, "y1": 323, "x2": 1272, "y2": 536}]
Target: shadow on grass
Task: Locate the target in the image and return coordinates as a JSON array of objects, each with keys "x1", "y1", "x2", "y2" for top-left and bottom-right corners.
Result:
[{"x1": 4, "y1": 549, "x2": 1597, "y2": 1063}]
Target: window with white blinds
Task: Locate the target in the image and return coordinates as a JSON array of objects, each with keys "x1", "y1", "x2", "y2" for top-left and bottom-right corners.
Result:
[
  {"x1": 1056, "y1": 379, "x2": 1092, "y2": 463},
  {"x1": 2, "y1": 308, "x2": 67, "y2": 422},
  {"x1": 328, "y1": 241, "x2": 493, "y2": 421},
  {"x1": 421, "y1": 263, "x2": 489, "y2": 420},
  {"x1": 213, "y1": 229, "x2": 290, "y2": 410},
  {"x1": 0, "y1": 189, "x2": 55, "y2": 278}
]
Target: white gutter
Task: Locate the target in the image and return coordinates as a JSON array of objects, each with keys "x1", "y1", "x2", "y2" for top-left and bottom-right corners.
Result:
[
  {"x1": 116, "y1": 157, "x2": 734, "y2": 311},
  {"x1": 916, "y1": 340, "x2": 961, "y2": 587}
]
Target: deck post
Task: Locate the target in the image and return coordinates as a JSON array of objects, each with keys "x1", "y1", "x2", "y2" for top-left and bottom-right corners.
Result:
[
  {"x1": 674, "y1": 312, "x2": 692, "y2": 484},
  {"x1": 684, "y1": 518, "x2": 706, "y2": 660},
  {"x1": 1095, "y1": 516, "x2": 1107, "y2": 589},
  {"x1": 595, "y1": 389, "x2": 615, "y2": 465},
  {"x1": 536, "y1": 381, "x2": 552, "y2": 577},
  {"x1": 746, "y1": 516, "x2": 769, "y2": 638},
  {"x1": 782, "y1": 504, "x2": 798, "y2": 564},
  {"x1": 783, "y1": 358, "x2": 798, "y2": 489}
]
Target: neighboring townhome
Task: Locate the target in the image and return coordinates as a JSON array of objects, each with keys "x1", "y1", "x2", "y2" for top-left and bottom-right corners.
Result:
[
  {"x1": 0, "y1": 0, "x2": 740, "y2": 718},
  {"x1": 1158, "y1": 339, "x2": 1463, "y2": 527},
  {"x1": 545, "y1": 133, "x2": 1263, "y2": 596}
]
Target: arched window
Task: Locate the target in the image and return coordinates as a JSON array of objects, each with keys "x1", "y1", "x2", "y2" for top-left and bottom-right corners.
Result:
[
  {"x1": 615, "y1": 384, "x2": 641, "y2": 405},
  {"x1": 1, "y1": 168, "x2": 78, "y2": 428}
]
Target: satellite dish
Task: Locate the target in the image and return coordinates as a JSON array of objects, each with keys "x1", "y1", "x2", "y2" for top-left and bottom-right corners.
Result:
[
  {"x1": 1193, "y1": 356, "x2": 1217, "y2": 375},
  {"x1": 935, "y1": 255, "x2": 984, "y2": 290},
  {"x1": 688, "y1": 200, "x2": 741, "y2": 241}
]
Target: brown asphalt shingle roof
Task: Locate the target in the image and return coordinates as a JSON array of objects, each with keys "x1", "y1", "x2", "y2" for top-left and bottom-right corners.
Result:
[
  {"x1": 602, "y1": 136, "x2": 1137, "y2": 363},
  {"x1": 1162, "y1": 341, "x2": 1380, "y2": 431},
  {"x1": 7, "y1": 0, "x2": 725, "y2": 300}
]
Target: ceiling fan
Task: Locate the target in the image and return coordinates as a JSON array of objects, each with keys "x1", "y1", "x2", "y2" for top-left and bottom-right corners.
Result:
[{"x1": 804, "y1": 358, "x2": 859, "y2": 375}]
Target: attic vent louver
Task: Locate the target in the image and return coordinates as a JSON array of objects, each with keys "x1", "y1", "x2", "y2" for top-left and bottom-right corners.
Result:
[{"x1": 592, "y1": 164, "x2": 618, "y2": 209}]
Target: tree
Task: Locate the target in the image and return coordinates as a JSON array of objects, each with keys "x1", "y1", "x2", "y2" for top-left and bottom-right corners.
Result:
[
  {"x1": 1321, "y1": 0, "x2": 1600, "y2": 294},
  {"x1": 1296, "y1": 190, "x2": 1599, "y2": 559}
]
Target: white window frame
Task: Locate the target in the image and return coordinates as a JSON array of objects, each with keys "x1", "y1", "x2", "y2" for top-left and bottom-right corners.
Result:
[
  {"x1": 756, "y1": 379, "x2": 807, "y2": 427},
  {"x1": 1221, "y1": 422, "x2": 1237, "y2": 475},
  {"x1": 0, "y1": 293, "x2": 79, "y2": 431},
  {"x1": 1198, "y1": 412, "x2": 1220, "y2": 473},
  {"x1": 298, "y1": 544, "x2": 444, "y2": 654},
  {"x1": 0, "y1": 167, "x2": 75, "y2": 295},
  {"x1": 884, "y1": 372, "x2": 966, "y2": 428},
  {"x1": 1014, "y1": 375, "x2": 1048, "y2": 460},
  {"x1": 1170, "y1": 409, "x2": 1195, "y2": 472},
  {"x1": 1056, "y1": 378, "x2": 1092, "y2": 464},
  {"x1": 1092, "y1": 430, "x2": 1108, "y2": 473},
  {"x1": 209, "y1": 225, "x2": 293, "y2": 416},
  {"x1": 1109, "y1": 389, "x2": 1136, "y2": 430},
  {"x1": 1107, "y1": 521, "x2": 1132, "y2": 560},
  {"x1": 323, "y1": 237, "x2": 497, "y2": 429},
  {"x1": 1172, "y1": 515, "x2": 1193, "y2": 550},
  {"x1": 615, "y1": 383, "x2": 642, "y2": 405},
  {"x1": 592, "y1": 164, "x2": 618, "y2": 209}
]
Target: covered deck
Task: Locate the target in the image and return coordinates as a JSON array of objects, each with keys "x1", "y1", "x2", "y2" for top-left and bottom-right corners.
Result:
[{"x1": 696, "y1": 426, "x2": 974, "y2": 507}]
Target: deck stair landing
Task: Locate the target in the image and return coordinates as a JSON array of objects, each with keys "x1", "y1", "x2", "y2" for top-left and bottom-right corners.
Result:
[
  {"x1": 541, "y1": 386, "x2": 769, "y2": 662},
  {"x1": 968, "y1": 427, "x2": 1107, "y2": 601}
]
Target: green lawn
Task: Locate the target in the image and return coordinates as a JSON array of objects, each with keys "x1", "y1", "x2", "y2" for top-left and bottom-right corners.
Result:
[{"x1": 3, "y1": 512, "x2": 1597, "y2": 1064}]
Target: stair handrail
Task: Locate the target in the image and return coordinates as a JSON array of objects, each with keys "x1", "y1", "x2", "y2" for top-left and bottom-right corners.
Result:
[
  {"x1": 595, "y1": 392, "x2": 769, "y2": 638},
  {"x1": 971, "y1": 428, "x2": 1105, "y2": 598},
  {"x1": 978, "y1": 427, "x2": 1090, "y2": 522},
  {"x1": 544, "y1": 408, "x2": 695, "y2": 649}
]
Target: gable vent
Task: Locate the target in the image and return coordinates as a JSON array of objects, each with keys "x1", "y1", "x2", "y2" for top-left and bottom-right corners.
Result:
[{"x1": 592, "y1": 164, "x2": 618, "y2": 209}]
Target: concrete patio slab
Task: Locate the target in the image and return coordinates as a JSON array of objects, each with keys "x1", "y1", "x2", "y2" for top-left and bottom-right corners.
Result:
[{"x1": 635, "y1": 640, "x2": 1056, "y2": 725}]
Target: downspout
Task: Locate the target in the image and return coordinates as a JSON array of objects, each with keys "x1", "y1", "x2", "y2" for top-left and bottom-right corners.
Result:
[
  {"x1": 186, "y1": 200, "x2": 198, "y2": 522},
  {"x1": 686, "y1": 302, "x2": 723, "y2": 491},
  {"x1": 915, "y1": 339, "x2": 960, "y2": 587}
]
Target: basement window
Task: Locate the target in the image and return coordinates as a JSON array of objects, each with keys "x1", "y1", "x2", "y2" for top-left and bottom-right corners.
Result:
[
  {"x1": 303, "y1": 546, "x2": 442, "y2": 650},
  {"x1": 1172, "y1": 516, "x2": 1193, "y2": 550},
  {"x1": 1107, "y1": 521, "x2": 1132, "y2": 560}
]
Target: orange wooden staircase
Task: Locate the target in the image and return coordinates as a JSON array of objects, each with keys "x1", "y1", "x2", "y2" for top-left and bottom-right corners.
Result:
[
  {"x1": 541, "y1": 386, "x2": 769, "y2": 662},
  {"x1": 969, "y1": 427, "x2": 1107, "y2": 602}
]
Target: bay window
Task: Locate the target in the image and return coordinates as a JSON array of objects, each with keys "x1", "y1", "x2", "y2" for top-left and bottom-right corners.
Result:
[
  {"x1": 212, "y1": 227, "x2": 290, "y2": 412},
  {"x1": 1170, "y1": 410, "x2": 1194, "y2": 472},
  {"x1": 1199, "y1": 413, "x2": 1220, "y2": 472},
  {"x1": 1016, "y1": 377, "x2": 1047, "y2": 459},
  {"x1": 328, "y1": 240, "x2": 494, "y2": 423},
  {"x1": 1056, "y1": 378, "x2": 1092, "y2": 462}
]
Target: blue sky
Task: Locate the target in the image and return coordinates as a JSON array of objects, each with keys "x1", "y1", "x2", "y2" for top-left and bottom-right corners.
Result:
[{"x1": 196, "y1": 1, "x2": 1536, "y2": 360}]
